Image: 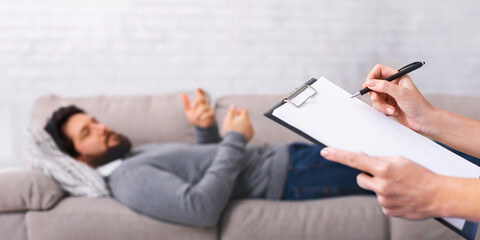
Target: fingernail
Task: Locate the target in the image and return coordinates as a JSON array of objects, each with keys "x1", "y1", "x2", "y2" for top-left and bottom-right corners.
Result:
[
  {"x1": 320, "y1": 148, "x2": 329, "y2": 157},
  {"x1": 367, "y1": 80, "x2": 375, "y2": 87},
  {"x1": 370, "y1": 93, "x2": 375, "y2": 102},
  {"x1": 386, "y1": 107, "x2": 394, "y2": 115}
]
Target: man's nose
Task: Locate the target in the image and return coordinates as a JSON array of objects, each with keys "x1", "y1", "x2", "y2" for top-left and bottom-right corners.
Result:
[{"x1": 93, "y1": 123, "x2": 108, "y2": 135}]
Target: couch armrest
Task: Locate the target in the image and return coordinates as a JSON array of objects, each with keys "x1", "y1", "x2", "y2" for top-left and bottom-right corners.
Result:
[{"x1": 0, "y1": 169, "x2": 64, "y2": 212}]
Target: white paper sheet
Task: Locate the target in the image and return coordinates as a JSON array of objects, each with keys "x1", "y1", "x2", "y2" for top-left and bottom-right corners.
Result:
[{"x1": 272, "y1": 76, "x2": 480, "y2": 230}]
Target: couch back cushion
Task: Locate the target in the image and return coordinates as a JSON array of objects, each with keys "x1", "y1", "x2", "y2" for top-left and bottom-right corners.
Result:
[
  {"x1": 31, "y1": 93, "x2": 196, "y2": 148},
  {"x1": 32, "y1": 93, "x2": 480, "y2": 148}
]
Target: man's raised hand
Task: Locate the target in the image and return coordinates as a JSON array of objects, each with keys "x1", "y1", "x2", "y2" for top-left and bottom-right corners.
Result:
[
  {"x1": 181, "y1": 88, "x2": 216, "y2": 128},
  {"x1": 222, "y1": 105, "x2": 254, "y2": 141}
]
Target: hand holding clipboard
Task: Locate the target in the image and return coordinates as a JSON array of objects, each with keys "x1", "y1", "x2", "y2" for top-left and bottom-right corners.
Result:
[{"x1": 264, "y1": 76, "x2": 480, "y2": 240}]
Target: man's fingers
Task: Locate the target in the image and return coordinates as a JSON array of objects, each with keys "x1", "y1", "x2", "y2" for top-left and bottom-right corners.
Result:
[
  {"x1": 321, "y1": 148, "x2": 380, "y2": 174},
  {"x1": 196, "y1": 106, "x2": 214, "y2": 120},
  {"x1": 199, "y1": 109, "x2": 215, "y2": 120},
  {"x1": 225, "y1": 104, "x2": 236, "y2": 122},
  {"x1": 181, "y1": 94, "x2": 191, "y2": 110},
  {"x1": 194, "y1": 88, "x2": 207, "y2": 104},
  {"x1": 195, "y1": 105, "x2": 210, "y2": 118},
  {"x1": 196, "y1": 88, "x2": 205, "y2": 100},
  {"x1": 237, "y1": 109, "x2": 249, "y2": 117}
]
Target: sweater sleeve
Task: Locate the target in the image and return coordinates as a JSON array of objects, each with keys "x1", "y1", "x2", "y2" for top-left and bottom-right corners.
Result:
[
  {"x1": 115, "y1": 132, "x2": 247, "y2": 227},
  {"x1": 194, "y1": 122, "x2": 222, "y2": 144}
]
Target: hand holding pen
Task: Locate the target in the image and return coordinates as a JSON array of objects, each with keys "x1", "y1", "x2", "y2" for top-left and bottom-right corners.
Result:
[
  {"x1": 356, "y1": 63, "x2": 437, "y2": 135},
  {"x1": 351, "y1": 61, "x2": 425, "y2": 98}
]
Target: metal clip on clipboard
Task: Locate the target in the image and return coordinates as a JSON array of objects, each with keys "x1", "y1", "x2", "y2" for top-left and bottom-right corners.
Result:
[{"x1": 283, "y1": 78, "x2": 318, "y2": 107}]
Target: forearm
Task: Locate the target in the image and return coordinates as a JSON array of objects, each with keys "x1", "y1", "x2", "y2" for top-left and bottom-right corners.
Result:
[
  {"x1": 173, "y1": 132, "x2": 246, "y2": 226},
  {"x1": 422, "y1": 109, "x2": 480, "y2": 158},
  {"x1": 434, "y1": 175, "x2": 480, "y2": 222}
]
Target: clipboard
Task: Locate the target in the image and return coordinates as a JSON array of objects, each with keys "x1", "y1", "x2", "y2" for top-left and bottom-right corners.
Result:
[
  {"x1": 265, "y1": 78, "x2": 326, "y2": 148},
  {"x1": 264, "y1": 77, "x2": 479, "y2": 240}
]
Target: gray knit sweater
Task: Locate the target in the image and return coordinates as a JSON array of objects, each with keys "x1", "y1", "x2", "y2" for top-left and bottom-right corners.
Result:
[{"x1": 108, "y1": 123, "x2": 290, "y2": 227}]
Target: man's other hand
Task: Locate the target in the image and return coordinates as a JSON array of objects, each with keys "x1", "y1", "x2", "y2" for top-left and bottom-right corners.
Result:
[
  {"x1": 181, "y1": 88, "x2": 215, "y2": 128},
  {"x1": 222, "y1": 105, "x2": 254, "y2": 141}
]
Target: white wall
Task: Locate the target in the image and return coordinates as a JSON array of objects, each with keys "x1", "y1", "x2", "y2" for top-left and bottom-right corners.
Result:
[{"x1": 1, "y1": 0, "x2": 480, "y2": 167}]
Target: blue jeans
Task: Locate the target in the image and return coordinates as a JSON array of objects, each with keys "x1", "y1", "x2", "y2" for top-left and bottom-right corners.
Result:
[
  {"x1": 282, "y1": 142, "x2": 480, "y2": 201},
  {"x1": 282, "y1": 143, "x2": 374, "y2": 200}
]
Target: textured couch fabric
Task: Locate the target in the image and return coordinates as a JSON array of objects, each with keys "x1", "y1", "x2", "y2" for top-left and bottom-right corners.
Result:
[
  {"x1": 25, "y1": 198, "x2": 216, "y2": 240},
  {"x1": 30, "y1": 93, "x2": 197, "y2": 147},
  {"x1": 0, "y1": 169, "x2": 64, "y2": 212},
  {"x1": 1, "y1": 93, "x2": 479, "y2": 240},
  {"x1": 221, "y1": 197, "x2": 390, "y2": 240},
  {"x1": 0, "y1": 213, "x2": 27, "y2": 240}
]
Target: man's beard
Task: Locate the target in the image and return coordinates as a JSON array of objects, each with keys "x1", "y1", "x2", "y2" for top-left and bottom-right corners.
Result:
[{"x1": 89, "y1": 132, "x2": 132, "y2": 168}]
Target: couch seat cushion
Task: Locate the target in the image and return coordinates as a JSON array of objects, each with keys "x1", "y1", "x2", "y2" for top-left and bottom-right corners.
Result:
[
  {"x1": 0, "y1": 212, "x2": 27, "y2": 240},
  {"x1": 221, "y1": 196, "x2": 388, "y2": 240},
  {"x1": 26, "y1": 197, "x2": 216, "y2": 240}
]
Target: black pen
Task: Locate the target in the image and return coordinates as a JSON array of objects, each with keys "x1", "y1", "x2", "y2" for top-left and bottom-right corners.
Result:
[{"x1": 350, "y1": 61, "x2": 425, "y2": 98}]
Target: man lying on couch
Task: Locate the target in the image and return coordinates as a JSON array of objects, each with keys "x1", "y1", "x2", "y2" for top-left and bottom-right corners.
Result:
[{"x1": 43, "y1": 88, "x2": 375, "y2": 227}]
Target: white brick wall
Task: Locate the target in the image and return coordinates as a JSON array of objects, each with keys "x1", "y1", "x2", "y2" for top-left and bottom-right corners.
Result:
[{"x1": 1, "y1": 0, "x2": 480, "y2": 167}]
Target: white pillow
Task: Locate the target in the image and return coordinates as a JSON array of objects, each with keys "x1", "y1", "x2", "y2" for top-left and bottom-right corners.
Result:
[{"x1": 26, "y1": 128, "x2": 109, "y2": 198}]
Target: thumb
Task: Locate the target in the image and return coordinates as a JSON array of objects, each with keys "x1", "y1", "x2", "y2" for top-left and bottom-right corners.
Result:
[
  {"x1": 225, "y1": 104, "x2": 236, "y2": 122},
  {"x1": 238, "y1": 109, "x2": 249, "y2": 118},
  {"x1": 194, "y1": 88, "x2": 207, "y2": 103},
  {"x1": 181, "y1": 94, "x2": 191, "y2": 110},
  {"x1": 197, "y1": 88, "x2": 205, "y2": 96}
]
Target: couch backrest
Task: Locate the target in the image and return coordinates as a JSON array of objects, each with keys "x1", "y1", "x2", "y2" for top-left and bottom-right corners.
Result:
[
  {"x1": 31, "y1": 93, "x2": 480, "y2": 148},
  {"x1": 31, "y1": 93, "x2": 196, "y2": 148},
  {"x1": 31, "y1": 92, "x2": 307, "y2": 147}
]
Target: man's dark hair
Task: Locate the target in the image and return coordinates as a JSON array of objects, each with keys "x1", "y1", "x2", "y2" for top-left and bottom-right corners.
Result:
[{"x1": 44, "y1": 105, "x2": 85, "y2": 157}]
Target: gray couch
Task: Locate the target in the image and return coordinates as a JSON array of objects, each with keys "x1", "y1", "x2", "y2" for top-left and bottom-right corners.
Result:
[{"x1": 1, "y1": 92, "x2": 479, "y2": 240}]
